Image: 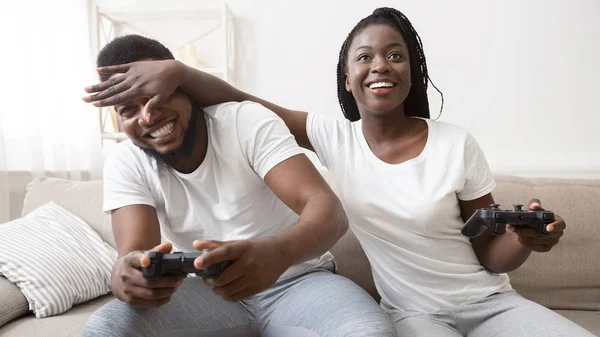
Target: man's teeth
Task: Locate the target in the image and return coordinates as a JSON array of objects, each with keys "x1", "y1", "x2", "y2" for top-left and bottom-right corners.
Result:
[
  {"x1": 150, "y1": 122, "x2": 174, "y2": 138},
  {"x1": 369, "y1": 82, "x2": 394, "y2": 89}
]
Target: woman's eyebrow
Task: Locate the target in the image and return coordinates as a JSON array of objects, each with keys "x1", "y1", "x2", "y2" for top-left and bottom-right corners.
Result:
[{"x1": 356, "y1": 42, "x2": 405, "y2": 51}]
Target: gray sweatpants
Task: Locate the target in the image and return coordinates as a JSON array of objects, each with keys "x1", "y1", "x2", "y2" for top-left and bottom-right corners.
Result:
[
  {"x1": 383, "y1": 290, "x2": 596, "y2": 337},
  {"x1": 83, "y1": 263, "x2": 396, "y2": 337}
]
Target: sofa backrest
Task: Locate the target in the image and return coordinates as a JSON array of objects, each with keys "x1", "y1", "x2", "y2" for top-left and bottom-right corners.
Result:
[
  {"x1": 492, "y1": 174, "x2": 600, "y2": 310},
  {"x1": 330, "y1": 174, "x2": 600, "y2": 310},
  {"x1": 21, "y1": 174, "x2": 600, "y2": 311},
  {"x1": 21, "y1": 177, "x2": 115, "y2": 249}
]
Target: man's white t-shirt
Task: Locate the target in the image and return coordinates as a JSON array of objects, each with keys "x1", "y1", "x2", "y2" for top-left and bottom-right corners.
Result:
[
  {"x1": 307, "y1": 113, "x2": 512, "y2": 313},
  {"x1": 103, "y1": 101, "x2": 333, "y2": 280}
]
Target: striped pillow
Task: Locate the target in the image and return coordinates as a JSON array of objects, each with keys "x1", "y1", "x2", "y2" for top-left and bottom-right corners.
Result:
[{"x1": 0, "y1": 202, "x2": 117, "y2": 318}]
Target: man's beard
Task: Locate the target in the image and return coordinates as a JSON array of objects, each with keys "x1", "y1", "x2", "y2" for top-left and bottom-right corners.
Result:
[{"x1": 138, "y1": 102, "x2": 201, "y2": 166}]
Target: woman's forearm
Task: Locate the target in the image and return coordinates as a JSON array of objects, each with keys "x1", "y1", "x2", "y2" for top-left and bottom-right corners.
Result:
[
  {"x1": 178, "y1": 62, "x2": 248, "y2": 105},
  {"x1": 481, "y1": 232, "x2": 533, "y2": 274},
  {"x1": 177, "y1": 62, "x2": 312, "y2": 149}
]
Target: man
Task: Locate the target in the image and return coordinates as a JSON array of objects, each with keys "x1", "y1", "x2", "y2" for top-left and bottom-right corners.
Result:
[{"x1": 82, "y1": 35, "x2": 396, "y2": 337}]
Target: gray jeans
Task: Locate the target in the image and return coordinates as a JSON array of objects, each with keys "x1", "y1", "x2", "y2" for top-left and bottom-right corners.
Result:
[
  {"x1": 83, "y1": 263, "x2": 396, "y2": 337},
  {"x1": 383, "y1": 290, "x2": 596, "y2": 337}
]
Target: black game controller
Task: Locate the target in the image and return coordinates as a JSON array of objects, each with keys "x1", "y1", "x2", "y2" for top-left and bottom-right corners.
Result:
[
  {"x1": 461, "y1": 204, "x2": 555, "y2": 238},
  {"x1": 142, "y1": 249, "x2": 231, "y2": 280}
]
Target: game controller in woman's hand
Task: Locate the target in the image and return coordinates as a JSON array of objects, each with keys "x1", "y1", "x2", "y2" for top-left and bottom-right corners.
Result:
[{"x1": 461, "y1": 204, "x2": 555, "y2": 238}]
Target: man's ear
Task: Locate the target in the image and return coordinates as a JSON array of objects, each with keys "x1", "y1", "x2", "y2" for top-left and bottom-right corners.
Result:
[{"x1": 345, "y1": 74, "x2": 351, "y2": 92}]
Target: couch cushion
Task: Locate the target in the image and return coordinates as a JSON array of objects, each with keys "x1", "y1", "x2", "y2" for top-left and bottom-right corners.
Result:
[
  {"x1": 0, "y1": 276, "x2": 29, "y2": 328},
  {"x1": 21, "y1": 177, "x2": 114, "y2": 248},
  {"x1": 494, "y1": 174, "x2": 600, "y2": 310},
  {"x1": 330, "y1": 227, "x2": 379, "y2": 302},
  {"x1": 0, "y1": 294, "x2": 114, "y2": 337}
]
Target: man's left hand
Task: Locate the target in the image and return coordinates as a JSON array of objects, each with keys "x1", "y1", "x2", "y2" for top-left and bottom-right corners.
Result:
[
  {"x1": 508, "y1": 199, "x2": 566, "y2": 252},
  {"x1": 193, "y1": 238, "x2": 293, "y2": 301}
]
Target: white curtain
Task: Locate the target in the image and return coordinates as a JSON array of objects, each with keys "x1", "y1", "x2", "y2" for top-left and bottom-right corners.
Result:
[
  {"x1": 0, "y1": 113, "x2": 8, "y2": 223},
  {"x1": 0, "y1": 0, "x2": 103, "y2": 222}
]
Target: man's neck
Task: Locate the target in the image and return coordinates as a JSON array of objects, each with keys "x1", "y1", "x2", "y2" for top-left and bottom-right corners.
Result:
[{"x1": 166, "y1": 114, "x2": 208, "y2": 174}]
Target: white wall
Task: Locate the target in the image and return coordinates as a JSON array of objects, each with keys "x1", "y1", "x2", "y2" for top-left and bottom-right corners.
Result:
[
  {"x1": 230, "y1": 0, "x2": 600, "y2": 177},
  {"x1": 94, "y1": 0, "x2": 600, "y2": 177}
]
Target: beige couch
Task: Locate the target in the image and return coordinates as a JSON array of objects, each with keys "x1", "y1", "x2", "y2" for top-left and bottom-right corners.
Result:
[{"x1": 1, "y1": 174, "x2": 599, "y2": 336}]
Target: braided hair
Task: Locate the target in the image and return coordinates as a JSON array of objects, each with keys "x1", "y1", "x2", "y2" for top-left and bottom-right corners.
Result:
[{"x1": 336, "y1": 7, "x2": 443, "y2": 122}]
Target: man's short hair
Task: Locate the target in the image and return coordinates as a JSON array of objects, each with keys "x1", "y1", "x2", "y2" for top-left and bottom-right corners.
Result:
[{"x1": 97, "y1": 34, "x2": 174, "y2": 82}]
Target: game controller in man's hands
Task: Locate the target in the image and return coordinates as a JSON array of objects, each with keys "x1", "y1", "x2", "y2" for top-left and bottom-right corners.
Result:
[
  {"x1": 461, "y1": 204, "x2": 555, "y2": 238},
  {"x1": 142, "y1": 249, "x2": 231, "y2": 280}
]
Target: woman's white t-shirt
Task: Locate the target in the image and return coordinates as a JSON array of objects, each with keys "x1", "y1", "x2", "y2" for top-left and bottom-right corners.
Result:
[{"x1": 307, "y1": 113, "x2": 512, "y2": 313}]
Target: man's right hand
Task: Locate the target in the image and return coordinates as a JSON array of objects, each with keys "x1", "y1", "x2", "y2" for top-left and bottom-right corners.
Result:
[{"x1": 111, "y1": 242, "x2": 185, "y2": 309}]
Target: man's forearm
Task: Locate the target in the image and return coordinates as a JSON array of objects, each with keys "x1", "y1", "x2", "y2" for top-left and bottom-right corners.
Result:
[
  {"x1": 481, "y1": 232, "x2": 532, "y2": 274},
  {"x1": 274, "y1": 192, "x2": 348, "y2": 266}
]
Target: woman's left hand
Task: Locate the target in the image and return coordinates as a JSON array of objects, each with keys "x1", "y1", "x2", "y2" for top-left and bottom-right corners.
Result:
[{"x1": 82, "y1": 59, "x2": 183, "y2": 115}]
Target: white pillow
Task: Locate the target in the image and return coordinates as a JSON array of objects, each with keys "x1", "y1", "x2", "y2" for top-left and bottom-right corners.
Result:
[{"x1": 0, "y1": 202, "x2": 117, "y2": 318}]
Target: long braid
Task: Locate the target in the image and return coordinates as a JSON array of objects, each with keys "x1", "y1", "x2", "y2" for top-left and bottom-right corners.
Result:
[
  {"x1": 336, "y1": 37, "x2": 359, "y2": 121},
  {"x1": 337, "y1": 7, "x2": 444, "y2": 122}
]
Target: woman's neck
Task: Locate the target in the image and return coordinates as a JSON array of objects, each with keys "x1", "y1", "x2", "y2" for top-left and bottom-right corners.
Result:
[
  {"x1": 360, "y1": 107, "x2": 419, "y2": 145},
  {"x1": 359, "y1": 107, "x2": 429, "y2": 165}
]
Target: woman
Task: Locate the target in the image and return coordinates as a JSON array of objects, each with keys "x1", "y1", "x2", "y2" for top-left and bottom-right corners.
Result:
[{"x1": 83, "y1": 7, "x2": 593, "y2": 337}]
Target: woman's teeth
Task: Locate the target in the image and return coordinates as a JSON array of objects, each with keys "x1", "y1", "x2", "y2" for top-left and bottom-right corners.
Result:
[
  {"x1": 150, "y1": 122, "x2": 174, "y2": 138},
  {"x1": 369, "y1": 82, "x2": 394, "y2": 89}
]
